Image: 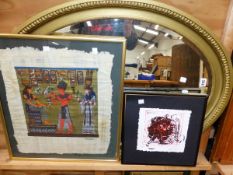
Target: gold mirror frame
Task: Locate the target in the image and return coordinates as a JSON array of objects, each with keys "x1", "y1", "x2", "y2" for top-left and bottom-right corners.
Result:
[{"x1": 15, "y1": 0, "x2": 232, "y2": 131}]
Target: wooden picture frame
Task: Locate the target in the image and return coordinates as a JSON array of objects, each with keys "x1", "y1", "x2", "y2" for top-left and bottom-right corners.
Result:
[{"x1": 0, "y1": 34, "x2": 126, "y2": 160}]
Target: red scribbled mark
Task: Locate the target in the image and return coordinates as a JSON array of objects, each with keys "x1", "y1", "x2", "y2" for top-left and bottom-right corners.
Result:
[{"x1": 147, "y1": 114, "x2": 180, "y2": 145}]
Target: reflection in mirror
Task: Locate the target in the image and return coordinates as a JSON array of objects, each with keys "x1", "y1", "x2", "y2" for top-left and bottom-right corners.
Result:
[{"x1": 55, "y1": 18, "x2": 210, "y2": 94}]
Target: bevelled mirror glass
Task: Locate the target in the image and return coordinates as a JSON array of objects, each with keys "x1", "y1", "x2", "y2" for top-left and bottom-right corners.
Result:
[{"x1": 56, "y1": 19, "x2": 211, "y2": 95}]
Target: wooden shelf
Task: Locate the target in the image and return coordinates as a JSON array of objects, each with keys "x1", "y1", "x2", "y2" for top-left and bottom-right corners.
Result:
[
  {"x1": 0, "y1": 149, "x2": 211, "y2": 171},
  {"x1": 124, "y1": 80, "x2": 179, "y2": 88},
  {"x1": 213, "y1": 162, "x2": 233, "y2": 175}
]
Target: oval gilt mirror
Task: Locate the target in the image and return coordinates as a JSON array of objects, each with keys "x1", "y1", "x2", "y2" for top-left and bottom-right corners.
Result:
[{"x1": 15, "y1": 0, "x2": 232, "y2": 131}]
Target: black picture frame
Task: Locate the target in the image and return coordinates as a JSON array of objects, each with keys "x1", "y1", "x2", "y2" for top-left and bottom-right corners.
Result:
[{"x1": 122, "y1": 92, "x2": 208, "y2": 166}]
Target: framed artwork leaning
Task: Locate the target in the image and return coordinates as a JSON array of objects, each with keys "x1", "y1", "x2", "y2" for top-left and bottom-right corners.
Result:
[
  {"x1": 122, "y1": 91, "x2": 208, "y2": 166},
  {"x1": 0, "y1": 34, "x2": 126, "y2": 160}
]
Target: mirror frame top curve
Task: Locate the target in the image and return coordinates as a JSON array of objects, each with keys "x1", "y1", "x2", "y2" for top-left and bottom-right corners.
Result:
[{"x1": 15, "y1": 0, "x2": 233, "y2": 131}]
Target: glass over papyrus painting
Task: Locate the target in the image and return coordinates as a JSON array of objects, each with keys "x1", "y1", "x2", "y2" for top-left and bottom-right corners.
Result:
[
  {"x1": 15, "y1": 68, "x2": 98, "y2": 137},
  {"x1": 0, "y1": 42, "x2": 119, "y2": 156},
  {"x1": 137, "y1": 108, "x2": 191, "y2": 153}
]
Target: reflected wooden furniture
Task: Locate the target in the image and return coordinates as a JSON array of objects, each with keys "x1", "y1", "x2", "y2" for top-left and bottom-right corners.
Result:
[
  {"x1": 0, "y1": 149, "x2": 211, "y2": 175},
  {"x1": 171, "y1": 44, "x2": 200, "y2": 87},
  {"x1": 124, "y1": 80, "x2": 179, "y2": 88},
  {"x1": 152, "y1": 55, "x2": 172, "y2": 80}
]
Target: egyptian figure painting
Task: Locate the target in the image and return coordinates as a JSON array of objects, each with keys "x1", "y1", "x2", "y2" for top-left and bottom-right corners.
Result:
[
  {"x1": 137, "y1": 108, "x2": 191, "y2": 153},
  {"x1": 0, "y1": 36, "x2": 124, "y2": 157},
  {"x1": 15, "y1": 67, "x2": 98, "y2": 137}
]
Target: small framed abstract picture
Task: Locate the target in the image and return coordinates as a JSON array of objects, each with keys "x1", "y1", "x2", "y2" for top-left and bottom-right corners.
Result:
[
  {"x1": 122, "y1": 92, "x2": 208, "y2": 166},
  {"x1": 0, "y1": 34, "x2": 126, "y2": 160}
]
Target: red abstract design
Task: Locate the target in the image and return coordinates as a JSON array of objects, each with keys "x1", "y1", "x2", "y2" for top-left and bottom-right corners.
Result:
[{"x1": 147, "y1": 114, "x2": 180, "y2": 145}]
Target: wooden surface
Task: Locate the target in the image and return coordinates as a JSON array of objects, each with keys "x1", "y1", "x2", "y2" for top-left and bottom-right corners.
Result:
[
  {"x1": 0, "y1": 0, "x2": 230, "y2": 39},
  {"x1": 0, "y1": 171, "x2": 121, "y2": 175},
  {"x1": 0, "y1": 149, "x2": 211, "y2": 171},
  {"x1": 214, "y1": 162, "x2": 233, "y2": 175},
  {"x1": 199, "y1": 128, "x2": 211, "y2": 153},
  {"x1": 131, "y1": 172, "x2": 183, "y2": 175},
  {"x1": 221, "y1": 0, "x2": 233, "y2": 53},
  {"x1": 161, "y1": 0, "x2": 230, "y2": 39},
  {"x1": 211, "y1": 94, "x2": 233, "y2": 164},
  {"x1": 0, "y1": 171, "x2": 97, "y2": 175},
  {"x1": 0, "y1": 0, "x2": 69, "y2": 33},
  {"x1": 124, "y1": 80, "x2": 179, "y2": 87}
]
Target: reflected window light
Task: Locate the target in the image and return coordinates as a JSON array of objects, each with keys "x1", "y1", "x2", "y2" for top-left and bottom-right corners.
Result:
[
  {"x1": 86, "y1": 21, "x2": 92, "y2": 27},
  {"x1": 141, "y1": 51, "x2": 145, "y2": 55},
  {"x1": 148, "y1": 44, "x2": 155, "y2": 50},
  {"x1": 146, "y1": 29, "x2": 159, "y2": 36},
  {"x1": 154, "y1": 24, "x2": 159, "y2": 30},
  {"x1": 114, "y1": 19, "x2": 119, "y2": 21},
  {"x1": 134, "y1": 25, "x2": 146, "y2": 32},
  {"x1": 164, "y1": 33, "x2": 169, "y2": 37},
  {"x1": 138, "y1": 39, "x2": 149, "y2": 45}
]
